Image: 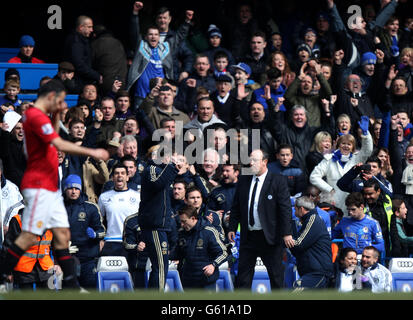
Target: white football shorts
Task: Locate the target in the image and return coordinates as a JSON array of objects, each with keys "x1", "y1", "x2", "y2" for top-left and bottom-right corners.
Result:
[{"x1": 21, "y1": 188, "x2": 69, "y2": 235}]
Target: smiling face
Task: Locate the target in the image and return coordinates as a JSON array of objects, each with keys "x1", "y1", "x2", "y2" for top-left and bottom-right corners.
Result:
[
  {"x1": 69, "y1": 122, "x2": 86, "y2": 140},
  {"x1": 156, "y1": 11, "x2": 172, "y2": 32},
  {"x1": 385, "y1": 19, "x2": 399, "y2": 37},
  {"x1": 123, "y1": 119, "x2": 139, "y2": 136},
  {"x1": 363, "y1": 63, "x2": 375, "y2": 77},
  {"x1": 405, "y1": 146, "x2": 413, "y2": 165},
  {"x1": 342, "y1": 251, "x2": 357, "y2": 269},
  {"x1": 338, "y1": 117, "x2": 351, "y2": 134},
  {"x1": 393, "y1": 79, "x2": 408, "y2": 96},
  {"x1": 12, "y1": 122, "x2": 24, "y2": 142},
  {"x1": 292, "y1": 108, "x2": 307, "y2": 128},
  {"x1": 272, "y1": 53, "x2": 285, "y2": 71}
]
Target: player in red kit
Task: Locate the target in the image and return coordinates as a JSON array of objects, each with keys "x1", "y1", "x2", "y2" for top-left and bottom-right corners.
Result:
[{"x1": 0, "y1": 80, "x2": 109, "y2": 290}]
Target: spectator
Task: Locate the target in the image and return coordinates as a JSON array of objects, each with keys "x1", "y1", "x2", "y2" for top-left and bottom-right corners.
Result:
[
  {"x1": 54, "y1": 62, "x2": 82, "y2": 95},
  {"x1": 242, "y1": 31, "x2": 270, "y2": 85},
  {"x1": 88, "y1": 96, "x2": 124, "y2": 148},
  {"x1": 390, "y1": 198, "x2": 413, "y2": 257},
  {"x1": 265, "y1": 51, "x2": 296, "y2": 88},
  {"x1": 8, "y1": 35, "x2": 44, "y2": 64},
  {"x1": 310, "y1": 118, "x2": 373, "y2": 213},
  {"x1": 331, "y1": 247, "x2": 360, "y2": 292},
  {"x1": 0, "y1": 158, "x2": 24, "y2": 236},
  {"x1": 140, "y1": 85, "x2": 190, "y2": 129},
  {"x1": 0, "y1": 120, "x2": 26, "y2": 187},
  {"x1": 91, "y1": 25, "x2": 128, "y2": 95},
  {"x1": 175, "y1": 54, "x2": 216, "y2": 114},
  {"x1": 126, "y1": 2, "x2": 194, "y2": 109},
  {"x1": 269, "y1": 103, "x2": 335, "y2": 172},
  {"x1": 362, "y1": 178, "x2": 393, "y2": 256},
  {"x1": 284, "y1": 60, "x2": 333, "y2": 128},
  {"x1": 337, "y1": 156, "x2": 393, "y2": 198},
  {"x1": 203, "y1": 24, "x2": 235, "y2": 70},
  {"x1": 154, "y1": 6, "x2": 195, "y2": 83},
  {"x1": 253, "y1": 68, "x2": 286, "y2": 113},
  {"x1": 288, "y1": 195, "x2": 333, "y2": 290},
  {"x1": 171, "y1": 205, "x2": 227, "y2": 290},
  {"x1": 375, "y1": 147, "x2": 394, "y2": 181},
  {"x1": 80, "y1": 83, "x2": 100, "y2": 110},
  {"x1": 239, "y1": 102, "x2": 278, "y2": 163},
  {"x1": 210, "y1": 74, "x2": 242, "y2": 128},
  {"x1": 98, "y1": 163, "x2": 140, "y2": 257},
  {"x1": 303, "y1": 185, "x2": 333, "y2": 237},
  {"x1": 183, "y1": 97, "x2": 226, "y2": 136},
  {"x1": 115, "y1": 90, "x2": 134, "y2": 121},
  {"x1": 268, "y1": 144, "x2": 307, "y2": 197},
  {"x1": 63, "y1": 174, "x2": 106, "y2": 289},
  {"x1": 383, "y1": 65, "x2": 413, "y2": 116},
  {"x1": 360, "y1": 246, "x2": 393, "y2": 293},
  {"x1": 305, "y1": 131, "x2": 333, "y2": 177},
  {"x1": 0, "y1": 80, "x2": 21, "y2": 108},
  {"x1": 332, "y1": 192, "x2": 385, "y2": 255},
  {"x1": 64, "y1": 16, "x2": 102, "y2": 87}
]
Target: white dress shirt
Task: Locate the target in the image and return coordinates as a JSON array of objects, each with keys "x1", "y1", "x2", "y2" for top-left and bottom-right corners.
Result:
[{"x1": 248, "y1": 169, "x2": 268, "y2": 231}]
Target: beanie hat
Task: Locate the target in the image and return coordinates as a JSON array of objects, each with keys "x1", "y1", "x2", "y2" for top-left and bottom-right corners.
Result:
[
  {"x1": 5, "y1": 68, "x2": 20, "y2": 81},
  {"x1": 19, "y1": 35, "x2": 35, "y2": 47},
  {"x1": 63, "y1": 174, "x2": 82, "y2": 191},
  {"x1": 208, "y1": 24, "x2": 222, "y2": 38},
  {"x1": 296, "y1": 43, "x2": 312, "y2": 56},
  {"x1": 361, "y1": 52, "x2": 377, "y2": 65}
]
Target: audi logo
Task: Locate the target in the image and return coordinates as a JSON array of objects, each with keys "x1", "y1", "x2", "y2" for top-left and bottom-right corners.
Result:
[
  {"x1": 105, "y1": 260, "x2": 123, "y2": 267},
  {"x1": 397, "y1": 261, "x2": 413, "y2": 268}
]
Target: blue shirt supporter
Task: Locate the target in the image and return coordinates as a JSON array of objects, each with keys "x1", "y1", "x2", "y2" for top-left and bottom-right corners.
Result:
[{"x1": 135, "y1": 47, "x2": 165, "y2": 99}]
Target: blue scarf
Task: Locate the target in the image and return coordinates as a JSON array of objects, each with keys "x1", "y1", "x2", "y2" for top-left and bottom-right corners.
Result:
[{"x1": 332, "y1": 149, "x2": 353, "y2": 168}]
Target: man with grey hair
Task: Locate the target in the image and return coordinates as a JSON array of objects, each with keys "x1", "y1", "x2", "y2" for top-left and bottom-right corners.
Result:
[
  {"x1": 286, "y1": 195, "x2": 333, "y2": 290},
  {"x1": 269, "y1": 101, "x2": 335, "y2": 171}
]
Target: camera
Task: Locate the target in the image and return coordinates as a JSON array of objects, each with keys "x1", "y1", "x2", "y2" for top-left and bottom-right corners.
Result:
[{"x1": 360, "y1": 164, "x2": 371, "y2": 172}]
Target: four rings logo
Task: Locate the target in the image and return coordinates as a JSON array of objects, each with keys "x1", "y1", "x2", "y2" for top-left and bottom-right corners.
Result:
[
  {"x1": 105, "y1": 260, "x2": 123, "y2": 267},
  {"x1": 397, "y1": 261, "x2": 413, "y2": 268}
]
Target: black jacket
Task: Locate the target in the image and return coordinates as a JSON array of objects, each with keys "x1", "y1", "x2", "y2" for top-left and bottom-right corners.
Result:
[
  {"x1": 64, "y1": 31, "x2": 101, "y2": 85},
  {"x1": 228, "y1": 171, "x2": 293, "y2": 246}
]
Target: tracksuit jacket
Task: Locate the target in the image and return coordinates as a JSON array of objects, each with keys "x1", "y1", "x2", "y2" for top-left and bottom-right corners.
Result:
[
  {"x1": 290, "y1": 209, "x2": 333, "y2": 278},
  {"x1": 138, "y1": 161, "x2": 178, "y2": 231},
  {"x1": 170, "y1": 218, "x2": 227, "y2": 288},
  {"x1": 65, "y1": 193, "x2": 106, "y2": 262}
]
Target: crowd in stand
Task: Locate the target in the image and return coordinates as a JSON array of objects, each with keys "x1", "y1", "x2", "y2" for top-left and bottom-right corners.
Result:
[{"x1": 1, "y1": 0, "x2": 413, "y2": 292}]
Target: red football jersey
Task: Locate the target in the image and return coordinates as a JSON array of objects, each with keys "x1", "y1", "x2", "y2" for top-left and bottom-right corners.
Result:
[{"x1": 20, "y1": 107, "x2": 60, "y2": 191}]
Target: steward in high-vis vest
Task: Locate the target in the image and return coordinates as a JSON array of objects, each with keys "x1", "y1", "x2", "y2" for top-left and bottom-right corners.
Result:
[{"x1": 4, "y1": 212, "x2": 54, "y2": 289}]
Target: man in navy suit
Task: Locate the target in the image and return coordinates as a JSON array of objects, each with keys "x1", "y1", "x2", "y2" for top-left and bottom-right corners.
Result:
[{"x1": 228, "y1": 149, "x2": 294, "y2": 289}]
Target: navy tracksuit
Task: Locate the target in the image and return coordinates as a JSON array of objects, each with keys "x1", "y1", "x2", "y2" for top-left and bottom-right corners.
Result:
[
  {"x1": 138, "y1": 161, "x2": 178, "y2": 291},
  {"x1": 65, "y1": 193, "x2": 106, "y2": 288},
  {"x1": 170, "y1": 218, "x2": 228, "y2": 289}
]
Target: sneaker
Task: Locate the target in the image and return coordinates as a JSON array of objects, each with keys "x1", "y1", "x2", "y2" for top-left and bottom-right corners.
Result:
[{"x1": 79, "y1": 287, "x2": 90, "y2": 294}]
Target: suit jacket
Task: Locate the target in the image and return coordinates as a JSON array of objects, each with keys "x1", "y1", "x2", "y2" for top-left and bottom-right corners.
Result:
[{"x1": 228, "y1": 170, "x2": 293, "y2": 246}]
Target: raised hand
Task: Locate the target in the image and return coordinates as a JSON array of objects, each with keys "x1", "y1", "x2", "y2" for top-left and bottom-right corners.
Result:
[{"x1": 133, "y1": 2, "x2": 144, "y2": 15}]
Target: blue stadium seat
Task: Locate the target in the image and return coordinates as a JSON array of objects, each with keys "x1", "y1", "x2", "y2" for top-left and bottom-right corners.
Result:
[
  {"x1": 252, "y1": 258, "x2": 271, "y2": 293},
  {"x1": 216, "y1": 270, "x2": 234, "y2": 292},
  {"x1": 0, "y1": 63, "x2": 58, "y2": 91},
  {"x1": 96, "y1": 256, "x2": 134, "y2": 292},
  {"x1": 97, "y1": 271, "x2": 134, "y2": 292},
  {"x1": 0, "y1": 49, "x2": 19, "y2": 62},
  {"x1": 0, "y1": 93, "x2": 79, "y2": 107},
  {"x1": 284, "y1": 262, "x2": 299, "y2": 289},
  {"x1": 389, "y1": 258, "x2": 413, "y2": 292},
  {"x1": 164, "y1": 269, "x2": 184, "y2": 292}
]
